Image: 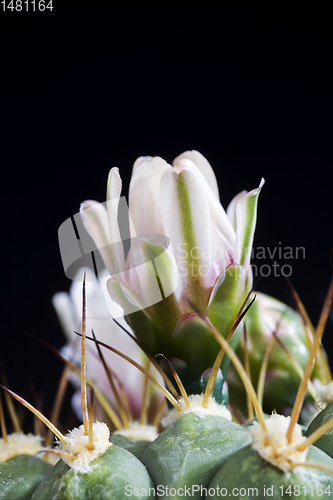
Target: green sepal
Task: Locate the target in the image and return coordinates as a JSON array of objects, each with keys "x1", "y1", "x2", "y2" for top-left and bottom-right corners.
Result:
[
  {"x1": 0, "y1": 454, "x2": 52, "y2": 500},
  {"x1": 138, "y1": 239, "x2": 183, "y2": 334},
  {"x1": 31, "y1": 445, "x2": 155, "y2": 500},
  {"x1": 306, "y1": 404, "x2": 333, "y2": 458},
  {"x1": 173, "y1": 314, "x2": 220, "y2": 374},
  {"x1": 207, "y1": 263, "x2": 246, "y2": 337},
  {"x1": 142, "y1": 412, "x2": 251, "y2": 500}
]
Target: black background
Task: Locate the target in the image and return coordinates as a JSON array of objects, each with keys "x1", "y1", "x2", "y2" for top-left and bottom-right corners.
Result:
[{"x1": 1, "y1": 3, "x2": 333, "y2": 429}]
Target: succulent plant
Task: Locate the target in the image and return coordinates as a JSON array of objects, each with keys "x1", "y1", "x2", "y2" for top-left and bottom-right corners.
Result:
[
  {"x1": 0, "y1": 434, "x2": 52, "y2": 500},
  {"x1": 5, "y1": 151, "x2": 333, "y2": 499}
]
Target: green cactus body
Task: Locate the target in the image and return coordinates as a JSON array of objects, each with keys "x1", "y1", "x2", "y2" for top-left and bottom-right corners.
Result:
[
  {"x1": 0, "y1": 454, "x2": 52, "y2": 500},
  {"x1": 208, "y1": 443, "x2": 333, "y2": 499},
  {"x1": 306, "y1": 404, "x2": 333, "y2": 458},
  {"x1": 141, "y1": 412, "x2": 251, "y2": 500},
  {"x1": 31, "y1": 444, "x2": 155, "y2": 499},
  {"x1": 109, "y1": 434, "x2": 152, "y2": 460}
]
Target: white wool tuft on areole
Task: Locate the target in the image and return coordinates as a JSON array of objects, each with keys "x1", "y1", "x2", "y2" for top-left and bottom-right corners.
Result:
[
  {"x1": 56, "y1": 421, "x2": 111, "y2": 473},
  {"x1": 250, "y1": 413, "x2": 308, "y2": 473},
  {"x1": 113, "y1": 422, "x2": 158, "y2": 441},
  {"x1": 0, "y1": 433, "x2": 44, "y2": 463},
  {"x1": 161, "y1": 394, "x2": 231, "y2": 429},
  {"x1": 316, "y1": 381, "x2": 333, "y2": 410}
]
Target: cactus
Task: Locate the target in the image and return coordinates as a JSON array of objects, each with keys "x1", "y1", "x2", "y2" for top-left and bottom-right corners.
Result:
[
  {"x1": 31, "y1": 432, "x2": 154, "y2": 500},
  {"x1": 142, "y1": 411, "x2": 250, "y2": 500},
  {"x1": 208, "y1": 441, "x2": 333, "y2": 499},
  {"x1": 0, "y1": 388, "x2": 52, "y2": 499},
  {"x1": 5, "y1": 152, "x2": 333, "y2": 499},
  {"x1": 0, "y1": 453, "x2": 52, "y2": 500}
]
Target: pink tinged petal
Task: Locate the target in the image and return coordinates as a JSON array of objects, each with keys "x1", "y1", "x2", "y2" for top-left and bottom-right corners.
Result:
[
  {"x1": 234, "y1": 178, "x2": 265, "y2": 273},
  {"x1": 106, "y1": 167, "x2": 125, "y2": 276},
  {"x1": 208, "y1": 191, "x2": 237, "y2": 247},
  {"x1": 173, "y1": 150, "x2": 220, "y2": 200},
  {"x1": 121, "y1": 247, "x2": 146, "y2": 300},
  {"x1": 128, "y1": 156, "x2": 170, "y2": 237},
  {"x1": 174, "y1": 152, "x2": 236, "y2": 247},
  {"x1": 226, "y1": 190, "x2": 247, "y2": 230},
  {"x1": 55, "y1": 268, "x2": 148, "y2": 418},
  {"x1": 160, "y1": 167, "x2": 212, "y2": 311},
  {"x1": 210, "y1": 224, "x2": 236, "y2": 282},
  {"x1": 80, "y1": 200, "x2": 119, "y2": 277}
]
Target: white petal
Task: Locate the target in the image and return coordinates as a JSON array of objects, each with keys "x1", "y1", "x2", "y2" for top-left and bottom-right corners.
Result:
[
  {"x1": 226, "y1": 190, "x2": 247, "y2": 230},
  {"x1": 69, "y1": 267, "x2": 110, "y2": 322},
  {"x1": 106, "y1": 167, "x2": 125, "y2": 276},
  {"x1": 160, "y1": 166, "x2": 212, "y2": 310},
  {"x1": 128, "y1": 156, "x2": 170, "y2": 237},
  {"x1": 235, "y1": 178, "x2": 265, "y2": 272},
  {"x1": 210, "y1": 224, "x2": 235, "y2": 282},
  {"x1": 127, "y1": 242, "x2": 164, "y2": 309},
  {"x1": 173, "y1": 151, "x2": 236, "y2": 246},
  {"x1": 80, "y1": 200, "x2": 120, "y2": 277},
  {"x1": 173, "y1": 150, "x2": 220, "y2": 200}
]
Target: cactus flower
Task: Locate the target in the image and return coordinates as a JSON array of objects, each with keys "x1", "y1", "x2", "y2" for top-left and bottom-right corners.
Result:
[
  {"x1": 53, "y1": 268, "x2": 161, "y2": 420},
  {"x1": 80, "y1": 151, "x2": 264, "y2": 395}
]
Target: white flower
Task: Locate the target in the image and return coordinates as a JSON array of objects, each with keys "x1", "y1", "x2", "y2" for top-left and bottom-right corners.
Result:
[
  {"x1": 80, "y1": 151, "x2": 264, "y2": 392},
  {"x1": 53, "y1": 268, "x2": 161, "y2": 419}
]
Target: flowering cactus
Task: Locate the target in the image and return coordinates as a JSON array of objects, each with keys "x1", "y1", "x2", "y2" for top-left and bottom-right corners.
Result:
[
  {"x1": 53, "y1": 268, "x2": 162, "y2": 420},
  {"x1": 228, "y1": 291, "x2": 326, "y2": 419},
  {"x1": 8, "y1": 148, "x2": 333, "y2": 499},
  {"x1": 80, "y1": 151, "x2": 264, "y2": 396}
]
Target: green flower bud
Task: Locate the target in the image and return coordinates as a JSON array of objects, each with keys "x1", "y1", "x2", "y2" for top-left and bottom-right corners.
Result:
[{"x1": 228, "y1": 292, "x2": 325, "y2": 418}]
